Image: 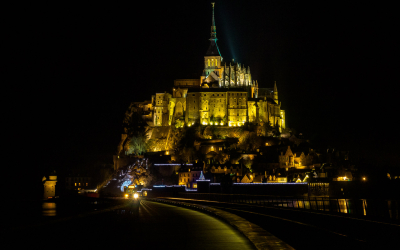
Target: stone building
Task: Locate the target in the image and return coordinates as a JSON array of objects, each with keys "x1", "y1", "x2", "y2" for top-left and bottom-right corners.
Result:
[{"x1": 279, "y1": 146, "x2": 315, "y2": 170}]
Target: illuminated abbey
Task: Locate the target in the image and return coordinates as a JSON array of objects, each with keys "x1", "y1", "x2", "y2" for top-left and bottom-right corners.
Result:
[
  {"x1": 153, "y1": 3, "x2": 285, "y2": 129},
  {"x1": 116, "y1": 3, "x2": 287, "y2": 161}
]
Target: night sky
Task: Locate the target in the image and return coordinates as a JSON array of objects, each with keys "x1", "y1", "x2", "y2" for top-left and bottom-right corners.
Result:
[{"x1": 11, "y1": 1, "x2": 398, "y2": 193}]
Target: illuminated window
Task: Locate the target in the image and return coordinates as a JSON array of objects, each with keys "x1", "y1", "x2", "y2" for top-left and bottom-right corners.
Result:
[
  {"x1": 211, "y1": 59, "x2": 214, "y2": 66},
  {"x1": 215, "y1": 60, "x2": 218, "y2": 66},
  {"x1": 75, "y1": 183, "x2": 77, "y2": 186},
  {"x1": 208, "y1": 59, "x2": 210, "y2": 67},
  {"x1": 86, "y1": 183, "x2": 88, "y2": 186},
  {"x1": 79, "y1": 183, "x2": 81, "y2": 186}
]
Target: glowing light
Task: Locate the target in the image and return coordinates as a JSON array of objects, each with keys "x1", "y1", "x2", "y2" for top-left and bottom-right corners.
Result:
[
  {"x1": 153, "y1": 185, "x2": 186, "y2": 188},
  {"x1": 154, "y1": 163, "x2": 193, "y2": 166},
  {"x1": 133, "y1": 193, "x2": 139, "y2": 199},
  {"x1": 125, "y1": 194, "x2": 129, "y2": 198},
  {"x1": 229, "y1": 123, "x2": 232, "y2": 127},
  {"x1": 210, "y1": 183, "x2": 220, "y2": 185},
  {"x1": 233, "y1": 183, "x2": 307, "y2": 185},
  {"x1": 363, "y1": 177, "x2": 366, "y2": 181}
]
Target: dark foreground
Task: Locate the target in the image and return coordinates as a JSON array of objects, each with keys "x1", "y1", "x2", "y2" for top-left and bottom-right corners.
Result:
[
  {"x1": 158, "y1": 197, "x2": 400, "y2": 249},
  {"x1": 4, "y1": 199, "x2": 255, "y2": 250}
]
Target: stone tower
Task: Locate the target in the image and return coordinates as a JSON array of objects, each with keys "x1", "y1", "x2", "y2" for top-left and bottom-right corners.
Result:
[
  {"x1": 201, "y1": 2, "x2": 223, "y2": 85},
  {"x1": 42, "y1": 171, "x2": 57, "y2": 199}
]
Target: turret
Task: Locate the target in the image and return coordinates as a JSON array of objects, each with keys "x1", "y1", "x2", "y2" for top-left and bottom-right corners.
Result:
[{"x1": 274, "y1": 81, "x2": 278, "y2": 103}]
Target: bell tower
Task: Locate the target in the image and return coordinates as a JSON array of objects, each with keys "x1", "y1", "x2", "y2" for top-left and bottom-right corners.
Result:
[{"x1": 201, "y1": 2, "x2": 223, "y2": 84}]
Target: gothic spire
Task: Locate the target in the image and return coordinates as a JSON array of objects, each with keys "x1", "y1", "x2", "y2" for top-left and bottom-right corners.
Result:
[
  {"x1": 205, "y1": 2, "x2": 221, "y2": 57},
  {"x1": 211, "y1": 2, "x2": 217, "y2": 40}
]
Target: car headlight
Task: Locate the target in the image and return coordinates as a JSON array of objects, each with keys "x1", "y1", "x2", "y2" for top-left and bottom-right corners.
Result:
[
  {"x1": 125, "y1": 194, "x2": 129, "y2": 198},
  {"x1": 133, "y1": 193, "x2": 139, "y2": 199}
]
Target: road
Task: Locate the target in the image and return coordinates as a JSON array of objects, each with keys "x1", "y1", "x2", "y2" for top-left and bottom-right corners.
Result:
[
  {"x1": 5, "y1": 200, "x2": 255, "y2": 250},
  {"x1": 157, "y1": 197, "x2": 400, "y2": 249}
]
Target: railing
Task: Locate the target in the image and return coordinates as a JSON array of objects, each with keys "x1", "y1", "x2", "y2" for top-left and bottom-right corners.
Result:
[{"x1": 177, "y1": 193, "x2": 399, "y2": 221}]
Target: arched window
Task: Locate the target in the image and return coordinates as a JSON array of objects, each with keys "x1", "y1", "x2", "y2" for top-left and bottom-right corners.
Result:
[
  {"x1": 215, "y1": 60, "x2": 218, "y2": 66},
  {"x1": 211, "y1": 59, "x2": 214, "y2": 66},
  {"x1": 208, "y1": 59, "x2": 210, "y2": 67}
]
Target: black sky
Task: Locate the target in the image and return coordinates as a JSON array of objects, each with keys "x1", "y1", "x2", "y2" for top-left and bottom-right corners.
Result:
[{"x1": 10, "y1": 0, "x2": 399, "y2": 188}]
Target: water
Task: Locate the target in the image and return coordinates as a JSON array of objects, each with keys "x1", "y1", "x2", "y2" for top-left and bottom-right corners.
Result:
[{"x1": 42, "y1": 202, "x2": 56, "y2": 216}]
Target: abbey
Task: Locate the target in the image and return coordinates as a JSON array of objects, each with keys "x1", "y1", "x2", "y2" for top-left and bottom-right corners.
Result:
[{"x1": 150, "y1": 3, "x2": 285, "y2": 130}]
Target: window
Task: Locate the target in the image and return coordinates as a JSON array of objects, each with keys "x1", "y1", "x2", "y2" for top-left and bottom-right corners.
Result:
[
  {"x1": 208, "y1": 59, "x2": 210, "y2": 67},
  {"x1": 75, "y1": 183, "x2": 77, "y2": 186},
  {"x1": 215, "y1": 60, "x2": 218, "y2": 67},
  {"x1": 79, "y1": 183, "x2": 81, "y2": 186},
  {"x1": 86, "y1": 183, "x2": 88, "y2": 186}
]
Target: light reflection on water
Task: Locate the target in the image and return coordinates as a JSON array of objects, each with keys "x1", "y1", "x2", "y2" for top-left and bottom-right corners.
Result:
[
  {"x1": 271, "y1": 198, "x2": 369, "y2": 215},
  {"x1": 42, "y1": 202, "x2": 56, "y2": 216}
]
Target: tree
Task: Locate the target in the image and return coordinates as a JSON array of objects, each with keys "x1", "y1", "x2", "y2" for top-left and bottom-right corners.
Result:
[
  {"x1": 175, "y1": 119, "x2": 184, "y2": 128},
  {"x1": 127, "y1": 134, "x2": 148, "y2": 155},
  {"x1": 273, "y1": 128, "x2": 281, "y2": 137},
  {"x1": 179, "y1": 147, "x2": 197, "y2": 163},
  {"x1": 242, "y1": 159, "x2": 253, "y2": 172},
  {"x1": 130, "y1": 164, "x2": 153, "y2": 187},
  {"x1": 263, "y1": 121, "x2": 273, "y2": 136},
  {"x1": 123, "y1": 106, "x2": 148, "y2": 137}
]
